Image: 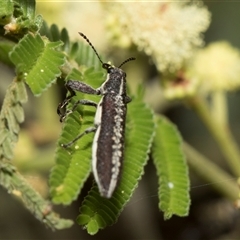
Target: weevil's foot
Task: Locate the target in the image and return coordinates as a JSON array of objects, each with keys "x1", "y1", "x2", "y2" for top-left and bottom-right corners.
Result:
[{"x1": 59, "y1": 115, "x2": 65, "y2": 122}]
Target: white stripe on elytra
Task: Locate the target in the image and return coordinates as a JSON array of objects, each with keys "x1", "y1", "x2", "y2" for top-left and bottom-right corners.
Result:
[{"x1": 92, "y1": 97, "x2": 102, "y2": 195}]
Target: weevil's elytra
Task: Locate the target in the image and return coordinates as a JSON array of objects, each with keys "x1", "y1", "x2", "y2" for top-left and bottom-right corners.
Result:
[{"x1": 57, "y1": 32, "x2": 135, "y2": 198}]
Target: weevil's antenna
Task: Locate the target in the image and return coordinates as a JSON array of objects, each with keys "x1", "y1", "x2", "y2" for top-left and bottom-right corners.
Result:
[
  {"x1": 118, "y1": 57, "x2": 136, "y2": 68},
  {"x1": 78, "y1": 32, "x2": 104, "y2": 64}
]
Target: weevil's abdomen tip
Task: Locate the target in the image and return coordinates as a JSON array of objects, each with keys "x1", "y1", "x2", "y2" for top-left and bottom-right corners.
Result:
[{"x1": 99, "y1": 188, "x2": 113, "y2": 199}]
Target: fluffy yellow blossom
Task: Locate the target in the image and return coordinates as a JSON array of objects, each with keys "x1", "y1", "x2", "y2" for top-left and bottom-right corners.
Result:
[
  {"x1": 104, "y1": 1, "x2": 210, "y2": 73},
  {"x1": 189, "y1": 42, "x2": 240, "y2": 91}
]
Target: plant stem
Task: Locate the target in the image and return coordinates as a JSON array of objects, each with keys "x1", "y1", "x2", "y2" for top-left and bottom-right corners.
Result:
[
  {"x1": 183, "y1": 142, "x2": 239, "y2": 201},
  {"x1": 187, "y1": 95, "x2": 240, "y2": 177},
  {"x1": 212, "y1": 90, "x2": 228, "y2": 127}
]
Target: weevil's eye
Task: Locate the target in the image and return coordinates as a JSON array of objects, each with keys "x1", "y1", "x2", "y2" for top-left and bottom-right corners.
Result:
[{"x1": 102, "y1": 63, "x2": 114, "y2": 73}]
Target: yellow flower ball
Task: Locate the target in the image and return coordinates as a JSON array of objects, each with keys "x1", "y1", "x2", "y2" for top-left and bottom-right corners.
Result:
[{"x1": 190, "y1": 42, "x2": 240, "y2": 91}]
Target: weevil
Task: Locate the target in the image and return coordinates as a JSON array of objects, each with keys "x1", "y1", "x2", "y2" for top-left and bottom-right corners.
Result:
[{"x1": 57, "y1": 32, "x2": 135, "y2": 198}]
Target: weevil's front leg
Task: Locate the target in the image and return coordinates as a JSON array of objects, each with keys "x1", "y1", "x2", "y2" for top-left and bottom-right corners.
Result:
[
  {"x1": 58, "y1": 99, "x2": 98, "y2": 122},
  {"x1": 58, "y1": 80, "x2": 101, "y2": 122},
  {"x1": 61, "y1": 125, "x2": 98, "y2": 148},
  {"x1": 57, "y1": 86, "x2": 75, "y2": 120},
  {"x1": 66, "y1": 80, "x2": 101, "y2": 95}
]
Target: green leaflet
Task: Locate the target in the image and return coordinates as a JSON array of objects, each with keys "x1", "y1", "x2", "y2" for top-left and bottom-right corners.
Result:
[
  {"x1": 14, "y1": 0, "x2": 36, "y2": 21},
  {"x1": 39, "y1": 22, "x2": 70, "y2": 54},
  {"x1": 0, "y1": 40, "x2": 15, "y2": 66},
  {"x1": 1, "y1": 0, "x2": 42, "y2": 35},
  {"x1": 39, "y1": 23, "x2": 102, "y2": 69},
  {"x1": 76, "y1": 96, "x2": 155, "y2": 235},
  {"x1": 74, "y1": 39, "x2": 102, "y2": 71},
  {"x1": 152, "y1": 116, "x2": 190, "y2": 219},
  {"x1": 49, "y1": 68, "x2": 104, "y2": 205},
  {"x1": 0, "y1": 0, "x2": 13, "y2": 25},
  {"x1": 0, "y1": 80, "x2": 27, "y2": 160},
  {"x1": 9, "y1": 33, "x2": 65, "y2": 96}
]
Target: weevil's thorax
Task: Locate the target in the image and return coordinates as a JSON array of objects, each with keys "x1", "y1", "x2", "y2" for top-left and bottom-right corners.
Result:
[{"x1": 101, "y1": 64, "x2": 127, "y2": 96}]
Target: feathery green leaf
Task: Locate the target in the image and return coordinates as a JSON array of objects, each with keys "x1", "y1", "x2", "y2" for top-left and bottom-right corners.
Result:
[
  {"x1": 9, "y1": 33, "x2": 65, "y2": 96},
  {"x1": 0, "y1": 80, "x2": 27, "y2": 160},
  {"x1": 152, "y1": 116, "x2": 190, "y2": 219}
]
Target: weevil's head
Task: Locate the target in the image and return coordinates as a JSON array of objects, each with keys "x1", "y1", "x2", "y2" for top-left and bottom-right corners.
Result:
[
  {"x1": 102, "y1": 57, "x2": 135, "y2": 74},
  {"x1": 102, "y1": 63, "x2": 115, "y2": 73}
]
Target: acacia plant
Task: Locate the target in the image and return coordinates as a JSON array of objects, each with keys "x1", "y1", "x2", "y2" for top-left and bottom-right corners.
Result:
[{"x1": 0, "y1": 0, "x2": 239, "y2": 236}]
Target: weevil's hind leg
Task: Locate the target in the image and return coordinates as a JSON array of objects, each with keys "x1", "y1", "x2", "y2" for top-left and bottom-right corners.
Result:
[
  {"x1": 61, "y1": 125, "x2": 98, "y2": 148},
  {"x1": 64, "y1": 99, "x2": 98, "y2": 118}
]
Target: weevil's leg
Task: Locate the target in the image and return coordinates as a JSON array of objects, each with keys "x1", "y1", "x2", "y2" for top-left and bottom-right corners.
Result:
[
  {"x1": 57, "y1": 87, "x2": 75, "y2": 120},
  {"x1": 67, "y1": 80, "x2": 101, "y2": 95},
  {"x1": 58, "y1": 80, "x2": 101, "y2": 122},
  {"x1": 61, "y1": 125, "x2": 98, "y2": 148},
  {"x1": 124, "y1": 95, "x2": 132, "y2": 104},
  {"x1": 63, "y1": 99, "x2": 98, "y2": 120}
]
